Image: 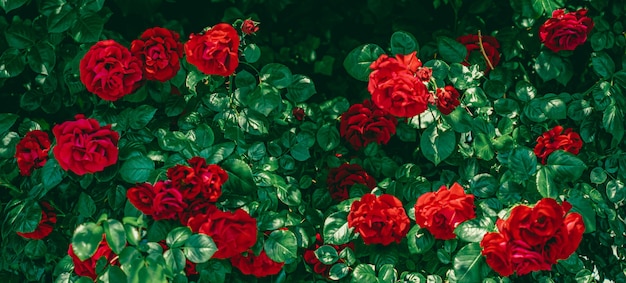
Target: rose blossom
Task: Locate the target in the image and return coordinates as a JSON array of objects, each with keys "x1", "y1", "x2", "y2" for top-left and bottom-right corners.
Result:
[
  {"x1": 17, "y1": 201, "x2": 56, "y2": 240},
  {"x1": 340, "y1": 99, "x2": 398, "y2": 151},
  {"x1": 131, "y1": 27, "x2": 184, "y2": 82},
  {"x1": 68, "y1": 240, "x2": 119, "y2": 280},
  {"x1": 327, "y1": 163, "x2": 376, "y2": 202},
  {"x1": 414, "y1": 182, "x2": 476, "y2": 240},
  {"x1": 126, "y1": 183, "x2": 158, "y2": 215},
  {"x1": 230, "y1": 249, "x2": 284, "y2": 277},
  {"x1": 539, "y1": 9, "x2": 594, "y2": 52},
  {"x1": 185, "y1": 23, "x2": 240, "y2": 76},
  {"x1": 435, "y1": 86, "x2": 461, "y2": 115},
  {"x1": 456, "y1": 34, "x2": 501, "y2": 74},
  {"x1": 151, "y1": 181, "x2": 187, "y2": 221},
  {"x1": 347, "y1": 193, "x2": 410, "y2": 245},
  {"x1": 15, "y1": 130, "x2": 51, "y2": 176},
  {"x1": 52, "y1": 114, "x2": 119, "y2": 175},
  {"x1": 187, "y1": 205, "x2": 257, "y2": 259},
  {"x1": 79, "y1": 40, "x2": 143, "y2": 101},
  {"x1": 292, "y1": 107, "x2": 305, "y2": 121},
  {"x1": 481, "y1": 198, "x2": 585, "y2": 276},
  {"x1": 534, "y1": 125, "x2": 582, "y2": 164},
  {"x1": 368, "y1": 51, "x2": 432, "y2": 117},
  {"x1": 241, "y1": 19, "x2": 260, "y2": 35}
]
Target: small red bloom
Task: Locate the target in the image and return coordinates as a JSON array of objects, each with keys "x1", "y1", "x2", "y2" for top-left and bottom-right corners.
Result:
[
  {"x1": 534, "y1": 125, "x2": 582, "y2": 164},
  {"x1": 339, "y1": 100, "x2": 397, "y2": 151},
  {"x1": 131, "y1": 27, "x2": 184, "y2": 82},
  {"x1": 327, "y1": 163, "x2": 376, "y2": 202},
  {"x1": 241, "y1": 19, "x2": 260, "y2": 35},
  {"x1": 435, "y1": 86, "x2": 461, "y2": 115},
  {"x1": 230, "y1": 249, "x2": 284, "y2": 277},
  {"x1": 185, "y1": 23, "x2": 240, "y2": 76},
  {"x1": 292, "y1": 107, "x2": 305, "y2": 121},
  {"x1": 457, "y1": 34, "x2": 501, "y2": 75},
  {"x1": 414, "y1": 183, "x2": 476, "y2": 240},
  {"x1": 15, "y1": 130, "x2": 51, "y2": 176},
  {"x1": 539, "y1": 9, "x2": 594, "y2": 52}
]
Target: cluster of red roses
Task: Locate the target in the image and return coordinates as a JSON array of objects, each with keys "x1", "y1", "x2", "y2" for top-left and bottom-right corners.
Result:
[
  {"x1": 15, "y1": 114, "x2": 119, "y2": 177},
  {"x1": 127, "y1": 156, "x2": 228, "y2": 223},
  {"x1": 347, "y1": 183, "x2": 476, "y2": 246},
  {"x1": 534, "y1": 125, "x2": 583, "y2": 164},
  {"x1": 303, "y1": 233, "x2": 354, "y2": 278},
  {"x1": 481, "y1": 198, "x2": 585, "y2": 276},
  {"x1": 80, "y1": 21, "x2": 258, "y2": 101}
]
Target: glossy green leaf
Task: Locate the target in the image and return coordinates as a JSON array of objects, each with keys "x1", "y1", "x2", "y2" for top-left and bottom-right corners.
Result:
[
  {"x1": 315, "y1": 245, "x2": 339, "y2": 265},
  {"x1": 390, "y1": 31, "x2": 419, "y2": 55},
  {"x1": 323, "y1": 211, "x2": 353, "y2": 245},
  {"x1": 452, "y1": 243, "x2": 484, "y2": 283},
  {"x1": 27, "y1": 41, "x2": 56, "y2": 74},
  {"x1": 0, "y1": 0, "x2": 29, "y2": 13},
  {"x1": 163, "y1": 249, "x2": 186, "y2": 274},
  {"x1": 47, "y1": 4, "x2": 76, "y2": 33},
  {"x1": 243, "y1": 43, "x2": 261, "y2": 63},
  {"x1": 167, "y1": 227, "x2": 192, "y2": 249},
  {"x1": 264, "y1": 229, "x2": 298, "y2": 262},
  {"x1": 129, "y1": 105, "x2": 157, "y2": 130},
  {"x1": 104, "y1": 219, "x2": 126, "y2": 255},
  {"x1": 70, "y1": 13, "x2": 105, "y2": 43},
  {"x1": 591, "y1": 52, "x2": 615, "y2": 79},
  {"x1": 120, "y1": 155, "x2": 155, "y2": 183},
  {"x1": 407, "y1": 225, "x2": 434, "y2": 254},
  {"x1": 317, "y1": 123, "x2": 340, "y2": 151},
  {"x1": 286, "y1": 74, "x2": 316, "y2": 103},
  {"x1": 0, "y1": 113, "x2": 18, "y2": 135},
  {"x1": 72, "y1": 222, "x2": 104, "y2": 261},
  {"x1": 351, "y1": 264, "x2": 378, "y2": 283},
  {"x1": 221, "y1": 158, "x2": 257, "y2": 193},
  {"x1": 184, "y1": 234, "x2": 217, "y2": 263},
  {"x1": 437, "y1": 36, "x2": 467, "y2": 64},
  {"x1": 421, "y1": 124, "x2": 456, "y2": 165},
  {"x1": 0, "y1": 48, "x2": 27, "y2": 78},
  {"x1": 343, "y1": 43, "x2": 385, "y2": 82},
  {"x1": 260, "y1": 63, "x2": 293, "y2": 89},
  {"x1": 545, "y1": 150, "x2": 587, "y2": 181}
]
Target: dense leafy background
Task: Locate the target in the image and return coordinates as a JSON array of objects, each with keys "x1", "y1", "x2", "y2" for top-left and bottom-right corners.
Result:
[{"x1": 1, "y1": 0, "x2": 626, "y2": 282}]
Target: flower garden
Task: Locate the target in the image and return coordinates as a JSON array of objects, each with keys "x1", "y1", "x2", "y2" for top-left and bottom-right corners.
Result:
[{"x1": 1, "y1": 0, "x2": 625, "y2": 282}]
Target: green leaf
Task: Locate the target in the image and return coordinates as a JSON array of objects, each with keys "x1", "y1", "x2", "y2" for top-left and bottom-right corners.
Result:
[
  {"x1": 5, "y1": 21, "x2": 36, "y2": 49},
  {"x1": 317, "y1": 123, "x2": 340, "y2": 151},
  {"x1": 276, "y1": 180, "x2": 302, "y2": 206},
  {"x1": 437, "y1": 36, "x2": 467, "y2": 64},
  {"x1": 184, "y1": 234, "x2": 217, "y2": 263},
  {"x1": 0, "y1": 48, "x2": 27, "y2": 78},
  {"x1": 0, "y1": 113, "x2": 18, "y2": 135},
  {"x1": 47, "y1": 4, "x2": 77, "y2": 33},
  {"x1": 120, "y1": 155, "x2": 155, "y2": 183},
  {"x1": 77, "y1": 192, "x2": 96, "y2": 217},
  {"x1": 72, "y1": 222, "x2": 104, "y2": 261},
  {"x1": 27, "y1": 41, "x2": 56, "y2": 74},
  {"x1": 452, "y1": 243, "x2": 484, "y2": 283},
  {"x1": 343, "y1": 43, "x2": 385, "y2": 82},
  {"x1": 473, "y1": 133, "x2": 494, "y2": 161},
  {"x1": 286, "y1": 74, "x2": 317, "y2": 103},
  {"x1": 567, "y1": 195, "x2": 596, "y2": 233},
  {"x1": 167, "y1": 227, "x2": 192, "y2": 249},
  {"x1": 591, "y1": 52, "x2": 615, "y2": 79},
  {"x1": 41, "y1": 157, "x2": 64, "y2": 192},
  {"x1": 0, "y1": 0, "x2": 29, "y2": 13},
  {"x1": 202, "y1": 142, "x2": 235, "y2": 164},
  {"x1": 507, "y1": 147, "x2": 538, "y2": 182},
  {"x1": 575, "y1": 269, "x2": 593, "y2": 283},
  {"x1": 545, "y1": 150, "x2": 587, "y2": 181},
  {"x1": 536, "y1": 166, "x2": 558, "y2": 198},
  {"x1": 13, "y1": 200, "x2": 42, "y2": 233},
  {"x1": 243, "y1": 43, "x2": 261, "y2": 63},
  {"x1": 129, "y1": 105, "x2": 157, "y2": 130},
  {"x1": 247, "y1": 83, "x2": 281, "y2": 116},
  {"x1": 290, "y1": 142, "x2": 311, "y2": 161},
  {"x1": 407, "y1": 225, "x2": 434, "y2": 254},
  {"x1": 163, "y1": 249, "x2": 186, "y2": 275},
  {"x1": 329, "y1": 263, "x2": 350, "y2": 281},
  {"x1": 221, "y1": 158, "x2": 257, "y2": 193},
  {"x1": 260, "y1": 63, "x2": 293, "y2": 89},
  {"x1": 534, "y1": 50, "x2": 572, "y2": 84},
  {"x1": 590, "y1": 167, "x2": 607, "y2": 184},
  {"x1": 455, "y1": 217, "x2": 493, "y2": 243},
  {"x1": 315, "y1": 245, "x2": 339, "y2": 265},
  {"x1": 606, "y1": 180, "x2": 625, "y2": 204},
  {"x1": 264, "y1": 229, "x2": 298, "y2": 263},
  {"x1": 24, "y1": 240, "x2": 47, "y2": 259},
  {"x1": 104, "y1": 219, "x2": 126, "y2": 255},
  {"x1": 323, "y1": 211, "x2": 354, "y2": 245},
  {"x1": 420, "y1": 124, "x2": 456, "y2": 165},
  {"x1": 390, "y1": 31, "x2": 419, "y2": 55},
  {"x1": 351, "y1": 264, "x2": 378, "y2": 283},
  {"x1": 104, "y1": 266, "x2": 127, "y2": 283},
  {"x1": 602, "y1": 104, "x2": 624, "y2": 148},
  {"x1": 70, "y1": 13, "x2": 105, "y2": 43},
  {"x1": 237, "y1": 108, "x2": 269, "y2": 135}
]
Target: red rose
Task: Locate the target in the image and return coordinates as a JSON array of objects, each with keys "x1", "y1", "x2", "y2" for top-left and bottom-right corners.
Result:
[
  {"x1": 184, "y1": 23, "x2": 240, "y2": 76},
  {"x1": 339, "y1": 99, "x2": 398, "y2": 151},
  {"x1": 167, "y1": 157, "x2": 228, "y2": 202},
  {"x1": 152, "y1": 181, "x2": 187, "y2": 221},
  {"x1": 292, "y1": 107, "x2": 305, "y2": 121},
  {"x1": 17, "y1": 201, "x2": 56, "y2": 240},
  {"x1": 456, "y1": 34, "x2": 501, "y2": 75},
  {"x1": 539, "y1": 9, "x2": 594, "y2": 52},
  {"x1": 327, "y1": 163, "x2": 376, "y2": 202},
  {"x1": 177, "y1": 198, "x2": 213, "y2": 226},
  {"x1": 52, "y1": 114, "x2": 119, "y2": 175},
  {"x1": 241, "y1": 19, "x2": 260, "y2": 35},
  {"x1": 480, "y1": 232, "x2": 514, "y2": 277},
  {"x1": 79, "y1": 40, "x2": 143, "y2": 101},
  {"x1": 131, "y1": 27, "x2": 184, "y2": 82},
  {"x1": 15, "y1": 130, "x2": 51, "y2": 176},
  {"x1": 230, "y1": 249, "x2": 284, "y2": 278},
  {"x1": 347, "y1": 193, "x2": 410, "y2": 245},
  {"x1": 481, "y1": 198, "x2": 585, "y2": 276},
  {"x1": 127, "y1": 183, "x2": 158, "y2": 215},
  {"x1": 435, "y1": 85, "x2": 461, "y2": 115},
  {"x1": 68, "y1": 240, "x2": 118, "y2": 280},
  {"x1": 534, "y1": 125, "x2": 582, "y2": 164},
  {"x1": 368, "y1": 51, "x2": 432, "y2": 117},
  {"x1": 187, "y1": 205, "x2": 258, "y2": 259},
  {"x1": 414, "y1": 183, "x2": 476, "y2": 240}
]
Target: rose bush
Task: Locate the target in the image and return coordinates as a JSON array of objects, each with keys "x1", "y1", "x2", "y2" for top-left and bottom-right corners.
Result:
[{"x1": 1, "y1": 1, "x2": 625, "y2": 282}]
